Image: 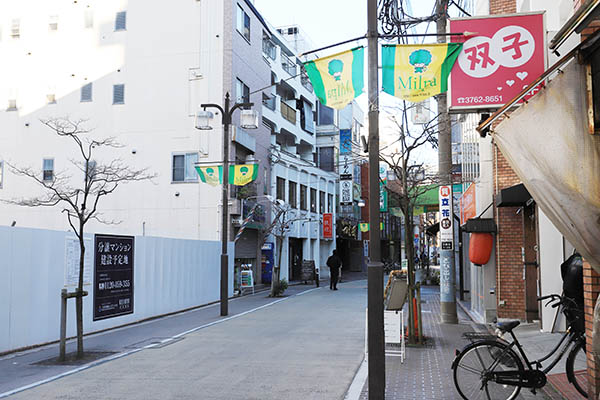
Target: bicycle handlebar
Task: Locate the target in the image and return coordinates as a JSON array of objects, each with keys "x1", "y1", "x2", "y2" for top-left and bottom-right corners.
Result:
[{"x1": 537, "y1": 294, "x2": 579, "y2": 310}]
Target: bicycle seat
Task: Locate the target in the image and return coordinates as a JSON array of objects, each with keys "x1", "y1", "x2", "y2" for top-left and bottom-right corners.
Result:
[{"x1": 496, "y1": 320, "x2": 520, "y2": 332}]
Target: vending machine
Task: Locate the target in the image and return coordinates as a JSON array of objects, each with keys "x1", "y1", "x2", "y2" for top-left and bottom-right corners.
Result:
[{"x1": 261, "y1": 242, "x2": 274, "y2": 284}]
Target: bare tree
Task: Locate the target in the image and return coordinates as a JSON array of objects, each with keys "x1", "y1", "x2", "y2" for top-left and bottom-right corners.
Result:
[
  {"x1": 261, "y1": 200, "x2": 313, "y2": 297},
  {"x1": 4, "y1": 117, "x2": 154, "y2": 359},
  {"x1": 379, "y1": 101, "x2": 441, "y2": 344}
]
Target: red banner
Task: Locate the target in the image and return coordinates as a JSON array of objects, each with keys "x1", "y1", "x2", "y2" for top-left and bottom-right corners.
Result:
[
  {"x1": 323, "y1": 213, "x2": 333, "y2": 239},
  {"x1": 449, "y1": 12, "x2": 546, "y2": 110}
]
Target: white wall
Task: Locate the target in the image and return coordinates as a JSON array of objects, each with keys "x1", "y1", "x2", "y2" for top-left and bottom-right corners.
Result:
[{"x1": 0, "y1": 225, "x2": 233, "y2": 353}]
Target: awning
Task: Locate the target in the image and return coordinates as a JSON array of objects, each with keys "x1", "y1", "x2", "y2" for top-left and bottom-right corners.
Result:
[
  {"x1": 462, "y1": 218, "x2": 497, "y2": 233},
  {"x1": 496, "y1": 183, "x2": 532, "y2": 207},
  {"x1": 550, "y1": 0, "x2": 600, "y2": 51}
]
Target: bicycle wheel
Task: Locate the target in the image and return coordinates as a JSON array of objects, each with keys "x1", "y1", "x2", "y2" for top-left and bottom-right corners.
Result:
[
  {"x1": 453, "y1": 340, "x2": 524, "y2": 400},
  {"x1": 566, "y1": 338, "x2": 588, "y2": 398}
]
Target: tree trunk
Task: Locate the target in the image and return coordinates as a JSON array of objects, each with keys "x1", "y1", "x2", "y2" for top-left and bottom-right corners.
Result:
[
  {"x1": 76, "y1": 231, "x2": 85, "y2": 358},
  {"x1": 403, "y1": 210, "x2": 417, "y2": 344}
]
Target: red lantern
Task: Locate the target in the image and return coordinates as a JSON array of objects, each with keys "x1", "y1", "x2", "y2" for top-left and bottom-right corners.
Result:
[{"x1": 469, "y1": 233, "x2": 494, "y2": 266}]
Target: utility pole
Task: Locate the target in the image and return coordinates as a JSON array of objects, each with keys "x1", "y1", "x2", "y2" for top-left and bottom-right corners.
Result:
[
  {"x1": 436, "y1": 0, "x2": 458, "y2": 324},
  {"x1": 367, "y1": 0, "x2": 385, "y2": 398}
]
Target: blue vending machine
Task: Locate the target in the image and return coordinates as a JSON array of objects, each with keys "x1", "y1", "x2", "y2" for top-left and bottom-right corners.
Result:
[{"x1": 261, "y1": 242, "x2": 274, "y2": 284}]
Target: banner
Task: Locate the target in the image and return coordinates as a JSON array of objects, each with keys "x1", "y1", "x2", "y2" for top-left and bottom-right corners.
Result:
[
  {"x1": 358, "y1": 223, "x2": 384, "y2": 232},
  {"x1": 304, "y1": 47, "x2": 364, "y2": 110},
  {"x1": 195, "y1": 165, "x2": 222, "y2": 186},
  {"x1": 194, "y1": 164, "x2": 258, "y2": 186},
  {"x1": 229, "y1": 164, "x2": 258, "y2": 186},
  {"x1": 382, "y1": 43, "x2": 462, "y2": 102},
  {"x1": 323, "y1": 213, "x2": 333, "y2": 239}
]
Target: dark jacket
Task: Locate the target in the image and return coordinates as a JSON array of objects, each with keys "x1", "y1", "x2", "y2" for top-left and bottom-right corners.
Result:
[{"x1": 327, "y1": 254, "x2": 342, "y2": 270}]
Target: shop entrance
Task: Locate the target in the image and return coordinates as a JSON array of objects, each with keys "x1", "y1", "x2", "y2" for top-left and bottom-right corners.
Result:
[{"x1": 289, "y1": 238, "x2": 303, "y2": 281}]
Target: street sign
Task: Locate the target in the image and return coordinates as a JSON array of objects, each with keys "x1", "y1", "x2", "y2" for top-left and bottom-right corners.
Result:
[
  {"x1": 449, "y1": 12, "x2": 546, "y2": 111},
  {"x1": 93, "y1": 234, "x2": 134, "y2": 321},
  {"x1": 439, "y1": 186, "x2": 454, "y2": 250}
]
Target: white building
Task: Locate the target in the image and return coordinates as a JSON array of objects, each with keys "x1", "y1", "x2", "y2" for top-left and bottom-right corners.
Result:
[{"x1": 261, "y1": 26, "x2": 340, "y2": 281}]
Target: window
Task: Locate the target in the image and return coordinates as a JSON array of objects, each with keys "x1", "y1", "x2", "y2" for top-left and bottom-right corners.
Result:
[
  {"x1": 84, "y1": 9, "x2": 94, "y2": 28},
  {"x1": 236, "y1": 5, "x2": 250, "y2": 41},
  {"x1": 319, "y1": 191, "x2": 325, "y2": 214},
  {"x1": 262, "y1": 31, "x2": 276, "y2": 60},
  {"x1": 236, "y1": 79, "x2": 250, "y2": 104},
  {"x1": 328, "y1": 193, "x2": 333, "y2": 213},
  {"x1": 81, "y1": 83, "x2": 92, "y2": 102},
  {"x1": 310, "y1": 188, "x2": 317, "y2": 213},
  {"x1": 49, "y1": 15, "x2": 58, "y2": 31},
  {"x1": 113, "y1": 84, "x2": 125, "y2": 104},
  {"x1": 172, "y1": 153, "x2": 198, "y2": 182},
  {"x1": 276, "y1": 177, "x2": 285, "y2": 201},
  {"x1": 43, "y1": 158, "x2": 54, "y2": 181},
  {"x1": 47, "y1": 94, "x2": 56, "y2": 104},
  {"x1": 115, "y1": 11, "x2": 126, "y2": 31},
  {"x1": 11, "y1": 19, "x2": 20, "y2": 39},
  {"x1": 85, "y1": 160, "x2": 97, "y2": 181},
  {"x1": 300, "y1": 184, "x2": 307, "y2": 210},
  {"x1": 300, "y1": 100, "x2": 315, "y2": 134},
  {"x1": 317, "y1": 102, "x2": 334, "y2": 125},
  {"x1": 318, "y1": 147, "x2": 335, "y2": 172},
  {"x1": 0, "y1": 161, "x2": 3, "y2": 188},
  {"x1": 288, "y1": 181, "x2": 297, "y2": 208}
]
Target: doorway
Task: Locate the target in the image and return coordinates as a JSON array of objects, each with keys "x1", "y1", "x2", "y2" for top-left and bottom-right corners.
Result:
[
  {"x1": 289, "y1": 238, "x2": 303, "y2": 281},
  {"x1": 523, "y1": 203, "x2": 539, "y2": 322}
]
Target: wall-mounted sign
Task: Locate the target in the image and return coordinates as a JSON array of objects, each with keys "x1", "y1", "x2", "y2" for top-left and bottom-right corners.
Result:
[
  {"x1": 64, "y1": 236, "x2": 93, "y2": 287},
  {"x1": 323, "y1": 213, "x2": 333, "y2": 239},
  {"x1": 449, "y1": 12, "x2": 546, "y2": 111},
  {"x1": 93, "y1": 234, "x2": 134, "y2": 321},
  {"x1": 460, "y1": 183, "x2": 477, "y2": 225},
  {"x1": 439, "y1": 186, "x2": 454, "y2": 250},
  {"x1": 340, "y1": 129, "x2": 352, "y2": 154}
]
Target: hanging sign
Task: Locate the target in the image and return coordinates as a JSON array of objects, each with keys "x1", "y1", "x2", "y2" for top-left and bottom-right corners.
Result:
[
  {"x1": 323, "y1": 213, "x2": 333, "y2": 239},
  {"x1": 439, "y1": 186, "x2": 454, "y2": 250},
  {"x1": 195, "y1": 164, "x2": 258, "y2": 186},
  {"x1": 449, "y1": 12, "x2": 546, "y2": 111},
  {"x1": 304, "y1": 47, "x2": 365, "y2": 110},
  {"x1": 382, "y1": 43, "x2": 463, "y2": 102},
  {"x1": 195, "y1": 165, "x2": 222, "y2": 186}
]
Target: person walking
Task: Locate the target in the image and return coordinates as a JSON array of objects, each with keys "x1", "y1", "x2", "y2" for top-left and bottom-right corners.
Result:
[{"x1": 326, "y1": 249, "x2": 342, "y2": 290}]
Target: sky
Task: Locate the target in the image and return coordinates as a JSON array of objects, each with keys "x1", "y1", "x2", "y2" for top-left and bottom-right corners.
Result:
[{"x1": 252, "y1": 0, "x2": 444, "y2": 166}]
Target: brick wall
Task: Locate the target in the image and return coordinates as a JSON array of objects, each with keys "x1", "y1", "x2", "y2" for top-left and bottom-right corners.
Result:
[
  {"x1": 493, "y1": 146, "x2": 526, "y2": 319},
  {"x1": 583, "y1": 261, "x2": 600, "y2": 398},
  {"x1": 490, "y1": 0, "x2": 516, "y2": 14}
]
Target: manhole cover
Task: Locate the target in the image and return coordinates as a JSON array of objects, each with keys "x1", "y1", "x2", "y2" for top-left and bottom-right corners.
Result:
[{"x1": 34, "y1": 351, "x2": 117, "y2": 366}]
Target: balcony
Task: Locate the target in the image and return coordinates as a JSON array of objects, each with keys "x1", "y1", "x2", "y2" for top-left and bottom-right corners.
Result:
[
  {"x1": 301, "y1": 73, "x2": 313, "y2": 93},
  {"x1": 262, "y1": 38, "x2": 276, "y2": 61},
  {"x1": 262, "y1": 95, "x2": 276, "y2": 111},
  {"x1": 281, "y1": 52, "x2": 297, "y2": 76},
  {"x1": 280, "y1": 100, "x2": 297, "y2": 125}
]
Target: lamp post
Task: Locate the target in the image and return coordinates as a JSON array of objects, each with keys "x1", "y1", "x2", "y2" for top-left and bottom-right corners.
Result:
[{"x1": 196, "y1": 92, "x2": 257, "y2": 317}]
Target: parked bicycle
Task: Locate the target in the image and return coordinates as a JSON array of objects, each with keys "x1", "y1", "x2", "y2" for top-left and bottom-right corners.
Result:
[{"x1": 452, "y1": 293, "x2": 587, "y2": 399}]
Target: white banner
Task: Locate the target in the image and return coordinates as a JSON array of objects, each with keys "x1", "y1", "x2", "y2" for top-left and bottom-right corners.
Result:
[{"x1": 439, "y1": 185, "x2": 454, "y2": 250}]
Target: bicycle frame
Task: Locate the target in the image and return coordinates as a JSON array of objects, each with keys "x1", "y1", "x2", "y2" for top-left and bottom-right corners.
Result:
[{"x1": 488, "y1": 327, "x2": 582, "y2": 388}]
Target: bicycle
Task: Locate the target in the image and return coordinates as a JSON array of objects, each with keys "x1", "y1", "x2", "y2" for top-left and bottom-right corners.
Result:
[{"x1": 452, "y1": 294, "x2": 588, "y2": 399}]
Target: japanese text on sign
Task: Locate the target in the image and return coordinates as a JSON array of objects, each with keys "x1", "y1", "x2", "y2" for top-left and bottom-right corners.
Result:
[{"x1": 439, "y1": 185, "x2": 454, "y2": 250}]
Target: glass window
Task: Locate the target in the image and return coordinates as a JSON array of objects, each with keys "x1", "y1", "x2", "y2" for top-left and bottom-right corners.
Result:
[
  {"x1": 288, "y1": 181, "x2": 297, "y2": 208},
  {"x1": 300, "y1": 185, "x2": 307, "y2": 210},
  {"x1": 113, "y1": 84, "x2": 125, "y2": 104},
  {"x1": 310, "y1": 188, "x2": 317, "y2": 213},
  {"x1": 319, "y1": 191, "x2": 325, "y2": 214},
  {"x1": 49, "y1": 15, "x2": 58, "y2": 31},
  {"x1": 84, "y1": 9, "x2": 94, "y2": 28},
  {"x1": 0, "y1": 161, "x2": 3, "y2": 188},
  {"x1": 317, "y1": 102, "x2": 334, "y2": 125},
  {"x1": 115, "y1": 11, "x2": 127, "y2": 31},
  {"x1": 318, "y1": 147, "x2": 335, "y2": 172},
  {"x1": 236, "y1": 5, "x2": 250, "y2": 41},
  {"x1": 86, "y1": 160, "x2": 97, "y2": 181},
  {"x1": 43, "y1": 158, "x2": 54, "y2": 181},
  {"x1": 172, "y1": 153, "x2": 198, "y2": 182},
  {"x1": 236, "y1": 78, "x2": 250, "y2": 104},
  {"x1": 81, "y1": 83, "x2": 92, "y2": 102},
  {"x1": 328, "y1": 193, "x2": 333, "y2": 213},
  {"x1": 276, "y1": 177, "x2": 285, "y2": 201}
]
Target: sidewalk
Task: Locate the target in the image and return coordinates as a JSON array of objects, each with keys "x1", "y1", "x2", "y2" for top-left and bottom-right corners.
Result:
[{"x1": 358, "y1": 286, "x2": 562, "y2": 399}]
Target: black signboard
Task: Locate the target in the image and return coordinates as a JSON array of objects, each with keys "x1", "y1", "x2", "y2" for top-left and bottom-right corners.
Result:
[
  {"x1": 93, "y1": 234, "x2": 134, "y2": 321},
  {"x1": 300, "y1": 260, "x2": 316, "y2": 281}
]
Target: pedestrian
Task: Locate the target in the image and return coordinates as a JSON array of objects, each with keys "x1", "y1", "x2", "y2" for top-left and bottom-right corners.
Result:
[{"x1": 326, "y1": 249, "x2": 342, "y2": 290}]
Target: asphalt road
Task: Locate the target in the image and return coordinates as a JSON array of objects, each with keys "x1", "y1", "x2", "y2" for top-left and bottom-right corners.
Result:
[{"x1": 2, "y1": 280, "x2": 367, "y2": 400}]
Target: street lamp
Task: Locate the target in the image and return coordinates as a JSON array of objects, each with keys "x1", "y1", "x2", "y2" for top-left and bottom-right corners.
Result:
[{"x1": 196, "y1": 92, "x2": 258, "y2": 317}]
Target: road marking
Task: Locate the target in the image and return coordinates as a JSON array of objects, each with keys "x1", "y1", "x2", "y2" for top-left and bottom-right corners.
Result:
[
  {"x1": 0, "y1": 296, "x2": 291, "y2": 399},
  {"x1": 294, "y1": 287, "x2": 321, "y2": 296},
  {"x1": 344, "y1": 358, "x2": 368, "y2": 400}
]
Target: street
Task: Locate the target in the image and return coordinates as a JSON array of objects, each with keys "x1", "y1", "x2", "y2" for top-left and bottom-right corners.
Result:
[{"x1": 2, "y1": 280, "x2": 366, "y2": 400}]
